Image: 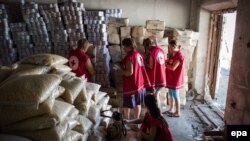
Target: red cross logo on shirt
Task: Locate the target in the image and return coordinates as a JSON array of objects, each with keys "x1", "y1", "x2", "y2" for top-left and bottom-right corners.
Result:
[
  {"x1": 157, "y1": 52, "x2": 165, "y2": 65},
  {"x1": 69, "y1": 56, "x2": 79, "y2": 71}
]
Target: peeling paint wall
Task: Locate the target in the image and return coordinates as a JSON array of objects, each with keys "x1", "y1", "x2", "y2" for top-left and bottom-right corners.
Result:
[{"x1": 225, "y1": 0, "x2": 250, "y2": 124}]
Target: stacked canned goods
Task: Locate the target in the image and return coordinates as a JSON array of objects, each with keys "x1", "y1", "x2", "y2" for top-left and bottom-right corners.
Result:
[
  {"x1": 84, "y1": 10, "x2": 111, "y2": 87},
  {"x1": 0, "y1": 4, "x2": 17, "y2": 65},
  {"x1": 60, "y1": 1, "x2": 86, "y2": 48},
  {"x1": 10, "y1": 22, "x2": 34, "y2": 60},
  {"x1": 39, "y1": 3, "x2": 68, "y2": 57},
  {"x1": 21, "y1": 2, "x2": 52, "y2": 54}
]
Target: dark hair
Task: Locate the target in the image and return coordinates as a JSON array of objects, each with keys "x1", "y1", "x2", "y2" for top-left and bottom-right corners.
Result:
[
  {"x1": 143, "y1": 38, "x2": 153, "y2": 47},
  {"x1": 77, "y1": 38, "x2": 91, "y2": 49},
  {"x1": 144, "y1": 94, "x2": 169, "y2": 127},
  {"x1": 122, "y1": 38, "x2": 136, "y2": 49},
  {"x1": 169, "y1": 40, "x2": 181, "y2": 49}
]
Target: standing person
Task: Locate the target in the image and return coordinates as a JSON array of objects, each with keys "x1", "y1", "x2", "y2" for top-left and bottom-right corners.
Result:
[
  {"x1": 121, "y1": 38, "x2": 150, "y2": 120},
  {"x1": 124, "y1": 94, "x2": 174, "y2": 141},
  {"x1": 143, "y1": 37, "x2": 166, "y2": 106},
  {"x1": 68, "y1": 39, "x2": 95, "y2": 81},
  {"x1": 163, "y1": 40, "x2": 184, "y2": 117}
]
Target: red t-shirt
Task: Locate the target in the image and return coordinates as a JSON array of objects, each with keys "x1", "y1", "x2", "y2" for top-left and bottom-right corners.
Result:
[
  {"x1": 147, "y1": 47, "x2": 166, "y2": 88},
  {"x1": 68, "y1": 48, "x2": 91, "y2": 81},
  {"x1": 141, "y1": 112, "x2": 174, "y2": 141},
  {"x1": 122, "y1": 50, "x2": 151, "y2": 96},
  {"x1": 166, "y1": 51, "x2": 185, "y2": 90}
]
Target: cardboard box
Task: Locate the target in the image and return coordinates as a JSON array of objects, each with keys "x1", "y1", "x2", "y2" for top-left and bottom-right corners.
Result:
[
  {"x1": 108, "y1": 17, "x2": 129, "y2": 27},
  {"x1": 145, "y1": 29, "x2": 164, "y2": 38},
  {"x1": 146, "y1": 20, "x2": 165, "y2": 30},
  {"x1": 156, "y1": 37, "x2": 169, "y2": 46},
  {"x1": 108, "y1": 34, "x2": 120, "y2": 44},
  {"x1": 107, "y1": 24, "x2": 119, "y2": 34},
  {"x1": 120, "y1": 26, "x2": 131, "y2": 38},
  {"x1": 108, "y1": 45, "x2": 122, "y2": 63},
  {"x1": 131, "y1": 26, "x2": 146, "y2": 37}
]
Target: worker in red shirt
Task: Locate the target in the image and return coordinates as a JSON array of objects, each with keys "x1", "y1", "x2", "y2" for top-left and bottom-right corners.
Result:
[
  {"x1": 143, "y1": 37, "x2": 166, "y2": 108},
  {"x1": 68, "y1": 39, "x2": 95, "y2": 81},
  {"x1": 124, "y1": 94, "x2": 174, "y2": 141},
  {"x1": 163, "y1": 40, "x2": 184, "y2": 117},
  {"x1": 121, "y1": 38, "x2": 150, "y2": 120}
]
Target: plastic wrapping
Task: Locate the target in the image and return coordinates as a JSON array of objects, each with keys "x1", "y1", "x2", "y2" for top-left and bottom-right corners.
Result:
[
  {"x1": 87, "y1": 106, "x2": 101, "y2": 125},
  {"x1": 68, "y1": 107, "x2": 79, "y2": 119},
  {"x1": 0, "y1": 74, "x2": 62, "y2": 108},
  {"x1": 93, "y1": 91, "x2": 107, "y2": 104},
  {"x1": 19, "y1": 53, "x2": 68, "y2": 66},
  {"x1": 50, "y1": 64, "x2": 72, "y2": 76}
]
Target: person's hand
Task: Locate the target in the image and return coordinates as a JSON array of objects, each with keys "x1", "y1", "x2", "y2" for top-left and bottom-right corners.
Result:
[{"x1": 123, "y1": 119, "x2": 129, "y2": 124}]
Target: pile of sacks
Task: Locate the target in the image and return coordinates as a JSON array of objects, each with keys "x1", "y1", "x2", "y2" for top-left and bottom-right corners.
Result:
[{"x1": 0, "y1": 54, "x2": 112, "y2": 141}]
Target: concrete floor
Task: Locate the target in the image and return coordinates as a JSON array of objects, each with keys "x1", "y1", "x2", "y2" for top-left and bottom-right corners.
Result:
[{"x1": 162, "y1": 102, "x2": 204, "y2": 141}]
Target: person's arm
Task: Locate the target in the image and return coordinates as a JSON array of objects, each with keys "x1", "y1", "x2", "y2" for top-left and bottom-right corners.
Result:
[
  {"x1": 140, "y1": 126, "x2": 158, "y2": 141},
  {"x1": 85, "y1": 59, "x2": 95, "y2": 76},
  {"x1": 122, "y1": 60, "x2": 133, "y2": 76},
  {"x1": 125, "y1": 118, "x2": 143, "y2": 124},
  {"x1": 166, "y1": 60, "x2": 180, "y2": 71}
]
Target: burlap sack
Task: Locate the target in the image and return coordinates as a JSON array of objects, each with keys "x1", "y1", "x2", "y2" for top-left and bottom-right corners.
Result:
[
  {"x1": 0, "y1": 74, "x2": 62, "y2": 108},
  {"x1": 0, "y1": 95, "x2": 55, "y2": 127},
  {"x1": 9, "y1": 119, "x2": 68, "y2": 141},
  {"x1": 60, "y1": 76, "x2": 84, "y2": 104},
  {"x1": 62, "y1": 130, "x2": 82, "y2": 141},
  {"x1": 19, "y1": 53, "x2": 68, "y2": 66},
  {"x1": 73, "y1": 115, "x2": 93, "y2": 133},
  {"x1": 52, "y1": 100, "x2": 74, "y2": 123},
  {"x1": 1, "y1": 115, "x2": 59, "y2": 131}
]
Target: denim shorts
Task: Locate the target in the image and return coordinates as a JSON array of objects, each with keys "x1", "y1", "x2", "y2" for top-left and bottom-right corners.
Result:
[{"x1": 123, "y1": 89, "x2": 145, "y2": 108}]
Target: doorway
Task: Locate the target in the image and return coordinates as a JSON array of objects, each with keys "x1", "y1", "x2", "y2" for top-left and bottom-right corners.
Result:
[{"x1": 214, "y1": 12, "x2": 237, "y2": 111}]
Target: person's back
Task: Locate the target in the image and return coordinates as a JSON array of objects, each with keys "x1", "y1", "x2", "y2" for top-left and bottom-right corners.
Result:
[{"x1": 68, "y1": 39, "x2": 95, "y2": 81}]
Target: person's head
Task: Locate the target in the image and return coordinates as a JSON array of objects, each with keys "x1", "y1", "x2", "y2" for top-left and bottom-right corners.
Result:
[
  {"x1": 144, "y1": 94, "x2": 169, "y2": 127},
  {"x1": 168, "y1": 40, "x2": 181, "y2": 53},
  {"x1": 143, "y1": 37, "x2": 157, "y2": 48},
  {"x1": 77, "y1": 39, "x2": 93, "y2": 52},
  {"x1": 144, "y1": 94, "x2": 161, "y2": 118},
  {"x1": 122, "y1": 38, "x2": 136, "y2": 54}
]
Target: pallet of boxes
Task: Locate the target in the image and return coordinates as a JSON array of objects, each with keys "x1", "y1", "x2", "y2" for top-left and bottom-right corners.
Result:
[
  {"x1": 0, "y1": 54, "x2": 113, "y2": 141},
  {"x1": 145, "y1": 20, "x2": 169, "y2": 108},
  {"x1": 107, "y1": 17, "x2": 130, "y2": 109},
  {"x1": 164, "y1": 28, "x2": 199, "y2": 105}
]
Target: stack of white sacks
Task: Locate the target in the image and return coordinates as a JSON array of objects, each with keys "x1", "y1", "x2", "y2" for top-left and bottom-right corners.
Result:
[
  {"x1": 39, "y1": 3, "x2": 69, "y2": 57},
  {"x1": 59, "y1": 1, "x2": 86, "y2": 47},
  {"x1": 10, "y1": 22, "x2": 34, "y2": 60},
  {"x1": 84, "y1": 10, "x2": 111, "y2": 88},
  {"x1": 21, "y1": 2, "x2": 52, "y2": 54},
  {"x1": 164, "y1": 28, "x2": 199, "y2": 105},
  {"x1": 0, "y1": 4, "x2": 17, "y2": 65},
  {"x1": 0, "y1": 54, "x2": 112, "y2": 141}
]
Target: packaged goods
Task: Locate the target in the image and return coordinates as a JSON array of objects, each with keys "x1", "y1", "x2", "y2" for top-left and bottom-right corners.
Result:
[
  {"x1": 108, "y1": 34, "x2": 120, "y2": 44},
  {"x1": 131, "y1": 26, "x2": 146, "y2": 37},
  {"x1": 120, "y1": 26, "x2": 131, "y2": 38},
  {"x1": 145, "y1": 29, "x2": 164, "y2": 38},
  {"x1": 19, "y1": 54, "x2": 68, "y2": 66},
  {"x1": 146, "y1": 20, "x2": 165, "y2": 30},
  {"x1": 0, "y1": 74, "x2": 61, "y2": 108},
  {"x1": 73, "y1": 115, "x2": 93, "y2": 133},
  {"x1": 62, "y1": 130, "x2": 82, "y2": 141},
  {"x1": 52, "y1": 100, "x2": 74, "y2": 123}
]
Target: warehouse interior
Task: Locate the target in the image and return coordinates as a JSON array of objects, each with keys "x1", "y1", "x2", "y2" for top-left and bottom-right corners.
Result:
[{"x1": 0, "y1": 0, "x2": 249, "y2": 141}]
